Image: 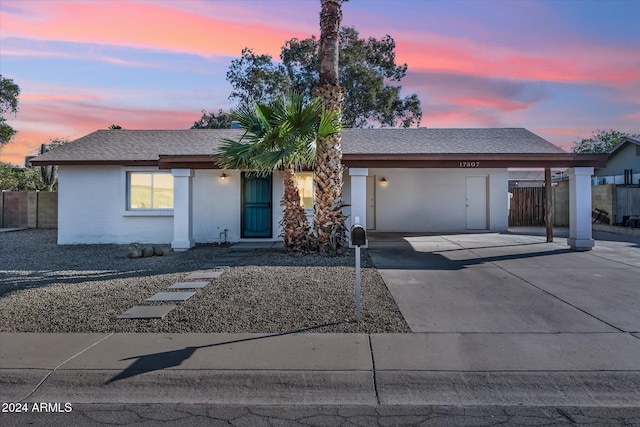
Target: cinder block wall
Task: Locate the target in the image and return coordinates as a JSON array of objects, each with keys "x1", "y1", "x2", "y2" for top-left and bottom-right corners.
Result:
[
  {"x1": 553, "y1": 181, "x2": 569, "y2": 226},
  {"x1": 591, "y1": 185, "x2": 616, "y2": 223},
  {"x1": 37, "y1": 192, "x2": 58, "y2": 228},
  {"x1": 1, "y1": 191, "x2": 29, "y2": 228},
  {"x1": 0, "y1": 191, "x2": 58, "y2": 229}
]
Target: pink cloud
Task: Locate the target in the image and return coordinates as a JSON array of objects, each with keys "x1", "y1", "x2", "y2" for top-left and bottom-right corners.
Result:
[
  {"x1": 394, "y1": 32, "x2": 639, "y2": 88},
  {"x1": 1, "y1": 97, "x2": 202, "y2": 165},
  {"x1": 1, "y1": 0, "x2": 309, "y2": 58}
]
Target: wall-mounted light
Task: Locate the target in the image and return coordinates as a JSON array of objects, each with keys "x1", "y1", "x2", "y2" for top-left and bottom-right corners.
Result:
[
  {"x1": 220, "y1": 172, "x2": 227, "y2": 181},
  {"x1": 380, "y1": 177, "x2": 388, "y2": 187}
]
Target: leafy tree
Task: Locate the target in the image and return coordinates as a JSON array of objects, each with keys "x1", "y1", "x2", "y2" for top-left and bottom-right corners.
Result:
[
  {"x1": 0, "y1": 74, "x2": 20, "y2": 146},
  {"x1": 226, "y1": 26, "x2": 421, "y2": 128},
  {"x1": 0, "y1": 162, "x2": 44, "y2": 191},
  {"x1": 571, "y1": 129, "x2": 640, "y2": 154},
  {"x1": 218, "y1": 92, "x2": 340, "y2": 251},
  {"x1": 191, "y1": 109, "x2": 233, "y2": 129}
]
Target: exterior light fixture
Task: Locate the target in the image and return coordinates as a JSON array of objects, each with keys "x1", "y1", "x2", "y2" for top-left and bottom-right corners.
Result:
[
  {"x1": 220, "y1": 172, "x2": 227, "y2": 181},
  {"x1": 380, "y1": 177, "x2": 388, "y2": 187}
]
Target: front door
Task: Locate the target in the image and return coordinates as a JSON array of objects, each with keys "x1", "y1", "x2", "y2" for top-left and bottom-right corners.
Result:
[
  {"x1": 242, "y1": 173, "x2": 272, "y2": 238},
  {"x1": 466, "y1": 176, "x2": 488, "y2": 230}
]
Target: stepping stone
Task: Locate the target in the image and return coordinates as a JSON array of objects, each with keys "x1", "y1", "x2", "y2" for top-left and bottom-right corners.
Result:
[
  {"x1": 117, "y1": 305, "x2": 176, "y2": 319},
  {"x1": 200, "y1": 263, "x2": 231, "y2": 269},
  {"x1": 169, "y1": 281, "x2": 209, "y2": 289},
  {"x1": 146, "y1": 291, "x2": 195, "y2": 302},
  {"x1": 186, "y1": 271, "x2": 223, "y2": 280}
]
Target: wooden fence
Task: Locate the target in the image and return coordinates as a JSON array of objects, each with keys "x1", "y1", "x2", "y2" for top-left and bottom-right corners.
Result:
[{"x1": 509, "y1": 187, "x2": 546, "y2": 226}]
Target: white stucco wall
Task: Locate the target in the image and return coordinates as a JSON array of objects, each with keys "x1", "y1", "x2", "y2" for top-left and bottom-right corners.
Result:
[
  {"x1": 58, "y1": 167, "x2": 285, "y2": 245},
  {"x1": 192, "y1": 170, "x2": 283, "y2": 243},
  {"x1": 58, "y1": 166, "x2": 508, "y2": 245},
  {"x1": 347, "y1": 168, "x2": 508, "y2": 232},
  {"x1": 57, "y1": 166, "x2": 174, "y2": 244}
]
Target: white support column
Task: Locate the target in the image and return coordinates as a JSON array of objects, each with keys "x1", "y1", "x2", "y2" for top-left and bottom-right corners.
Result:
[
  {"x1": 349, "y1": 168, "x2": 368, "y2": 247},
  {"x1": 171, "y1": 169, "x2": 195, "y2": 251},
  {"x1": 567, "y1": 167, "x2": 594, "y2": 251}
]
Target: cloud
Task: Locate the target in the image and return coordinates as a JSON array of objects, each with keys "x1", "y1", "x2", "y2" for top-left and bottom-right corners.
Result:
[
  {"x1": 404, "y1": 71, "x2": 548, "y2": 126},
  {"x1": 0, "y1": 0, "x2": 309, "y2": 58},
  {"x1": 394, "y1": 30, "x2": 640, "y2": 89},
  {"x1": 1, "y1": 95, "x2": 203, "y2": 165}
]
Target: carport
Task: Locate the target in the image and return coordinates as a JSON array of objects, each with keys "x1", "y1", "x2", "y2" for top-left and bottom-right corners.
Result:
[{"x1": 343, "y1": 128, "x2": 606, "y2": 250}]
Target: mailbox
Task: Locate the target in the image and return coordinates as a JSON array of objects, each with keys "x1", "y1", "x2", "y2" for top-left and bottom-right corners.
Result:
[{"x1": 350, "y1": 224, "x2": 367, "y2": 246}]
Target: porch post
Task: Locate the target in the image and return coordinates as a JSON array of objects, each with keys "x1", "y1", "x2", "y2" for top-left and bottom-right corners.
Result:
[
  {"x1": 349, "y1": 168, "x2": 368, "y2": 246},
  {"x1": 545, "y1": 168, "x2": 554, "y2": 242},
  {"x1": 567, "y1": 167, "x2": 594, "y2": 250},
  {"x1": 171, "y1": 168, "x2": 195, "y2": 251}
]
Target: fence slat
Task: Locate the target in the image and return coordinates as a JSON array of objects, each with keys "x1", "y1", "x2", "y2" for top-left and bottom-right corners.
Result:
[{"x1": 509, "y1": 187, "x2": 546, "y2": 226}]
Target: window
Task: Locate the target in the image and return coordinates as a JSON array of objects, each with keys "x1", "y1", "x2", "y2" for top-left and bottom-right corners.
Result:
[
  {"x1": 295, "y1": 172, "x2": 314, "y2": 210},
  {"x1": 127, "y1": 172, "x2": 174, "y2": 210}
]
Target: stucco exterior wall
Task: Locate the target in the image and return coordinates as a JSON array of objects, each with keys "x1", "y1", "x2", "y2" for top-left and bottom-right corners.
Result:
[
  {"x1": 350, "y1": 168, "x2": 508, "y2": 232},
  {"x1": 58, "y1": 166, "x2": 174, "y2": 244},
  {"x1": 192, "y1": 170, "x2": 283, "y2": 243},
  {"x1": 57, "y1": 166, "x2": 510, "y2": 244}
]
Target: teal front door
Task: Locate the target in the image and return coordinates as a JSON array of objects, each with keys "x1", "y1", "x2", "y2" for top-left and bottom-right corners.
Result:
[{"x1": 241, "y1": 173, "x2": 272, "y2": 238}]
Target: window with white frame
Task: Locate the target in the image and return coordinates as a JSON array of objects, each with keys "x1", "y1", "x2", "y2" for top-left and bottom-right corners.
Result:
[
  {"x1": 294, "y1": 172, "x2": 314, "y2": 210},
  {"x1": 127, "y1": 172, "x2": 174, "y2": 210}
]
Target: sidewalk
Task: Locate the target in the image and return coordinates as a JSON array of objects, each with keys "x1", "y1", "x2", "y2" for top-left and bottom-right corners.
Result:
[{"x1": 2, "y1": 332, "x2": 640, "y2": 406}]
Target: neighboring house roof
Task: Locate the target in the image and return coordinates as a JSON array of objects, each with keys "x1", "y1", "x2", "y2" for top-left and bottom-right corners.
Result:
[
  {"x1": 608, "y1": 136, "x2": 640, "y2": 158},
  {"x1": 31, "y1": 128, "x2": 605, "y2": 169}
]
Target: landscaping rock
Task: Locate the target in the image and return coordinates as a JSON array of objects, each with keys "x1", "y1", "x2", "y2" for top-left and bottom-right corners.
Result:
[
  {"x1": 142, "y1": 245, "x2": 154, "y2": 257},
  {"x1": 126, "y1": 243, "x2": 143, "y2": 258},
  {"x1": 153, "y1": 245, "x2": 165, "y2": 256}
]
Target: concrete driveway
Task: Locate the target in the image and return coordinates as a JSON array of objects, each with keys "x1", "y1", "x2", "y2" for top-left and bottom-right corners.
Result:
[{"x1": 367, "y1": 228, "x2": 640, "y2": 334}]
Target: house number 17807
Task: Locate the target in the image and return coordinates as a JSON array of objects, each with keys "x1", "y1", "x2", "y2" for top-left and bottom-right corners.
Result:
[{"x1": 459, "y1": 161, "x2": 480, "y2": 167}]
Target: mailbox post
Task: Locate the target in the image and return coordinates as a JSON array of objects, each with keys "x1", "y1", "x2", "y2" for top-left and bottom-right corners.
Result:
[{"x1": 350, "y1": 218, "x2": 367, "y2": 323}]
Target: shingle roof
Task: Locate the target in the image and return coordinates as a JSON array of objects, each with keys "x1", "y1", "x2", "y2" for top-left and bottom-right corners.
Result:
[
  {"x1": 341, "y1": 128, "x2": 565, "y2": 154},
  {"x1": 32, "y1": 128, "x2": 565, "y2": 164}
]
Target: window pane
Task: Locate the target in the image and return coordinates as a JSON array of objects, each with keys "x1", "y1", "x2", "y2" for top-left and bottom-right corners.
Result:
[
  {"x1": 152, "y1": 174, "x2": 174, "y2": 208},
  {"x1": 295, "y1": 173, "x2": 314, "y2": 209},
  {"x1": 130, "y1": 173, "x2": 152, "y2": 209}
]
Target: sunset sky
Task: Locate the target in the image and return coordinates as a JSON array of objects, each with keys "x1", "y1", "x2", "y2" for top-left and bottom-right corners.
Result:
[{"x1": 1, "y1": 0, "x2": 638, "y2": 166}]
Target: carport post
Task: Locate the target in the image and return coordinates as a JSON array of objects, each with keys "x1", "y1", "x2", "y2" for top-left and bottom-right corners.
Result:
[
  {"x1": 545, "y1": 168, "x2": 553, "y2": 242},
  {"x1": 567, "y1": 167, "x2": 594, "y2": 250},
  {"x1": 349, "y1": 168, "x2": 368, "y2": 248}
]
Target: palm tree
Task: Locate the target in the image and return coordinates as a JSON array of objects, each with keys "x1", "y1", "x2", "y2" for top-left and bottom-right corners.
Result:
[
  {"x1": 313, "y1": 0, "x2": 348, "y2": 254},
  {"x1": 218, "y1": 93, "x2": 339, "y2": 251}
]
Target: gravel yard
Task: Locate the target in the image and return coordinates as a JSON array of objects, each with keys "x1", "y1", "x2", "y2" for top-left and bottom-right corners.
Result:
[{"x1": 0, "y1": 229, "x2": 409, "y2": 333}]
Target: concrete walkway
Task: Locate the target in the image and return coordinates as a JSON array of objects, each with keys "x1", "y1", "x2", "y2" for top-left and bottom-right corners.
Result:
[{"x1": 1, "y1": 228, "x2": 639, "y2": 407}]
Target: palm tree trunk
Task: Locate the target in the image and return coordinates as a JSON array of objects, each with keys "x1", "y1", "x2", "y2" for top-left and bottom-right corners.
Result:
[
  {"x1": 313, "y1": 0, "x2": 347, "y2": 254},
  {"x1": 280, "y1": 166, "x2": 310, "y2": 251}
]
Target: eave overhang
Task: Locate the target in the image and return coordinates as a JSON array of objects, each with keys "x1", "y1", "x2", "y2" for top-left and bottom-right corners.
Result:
[{"x1": 31, "y1": 153, "x2": 607, "y2": 169}]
